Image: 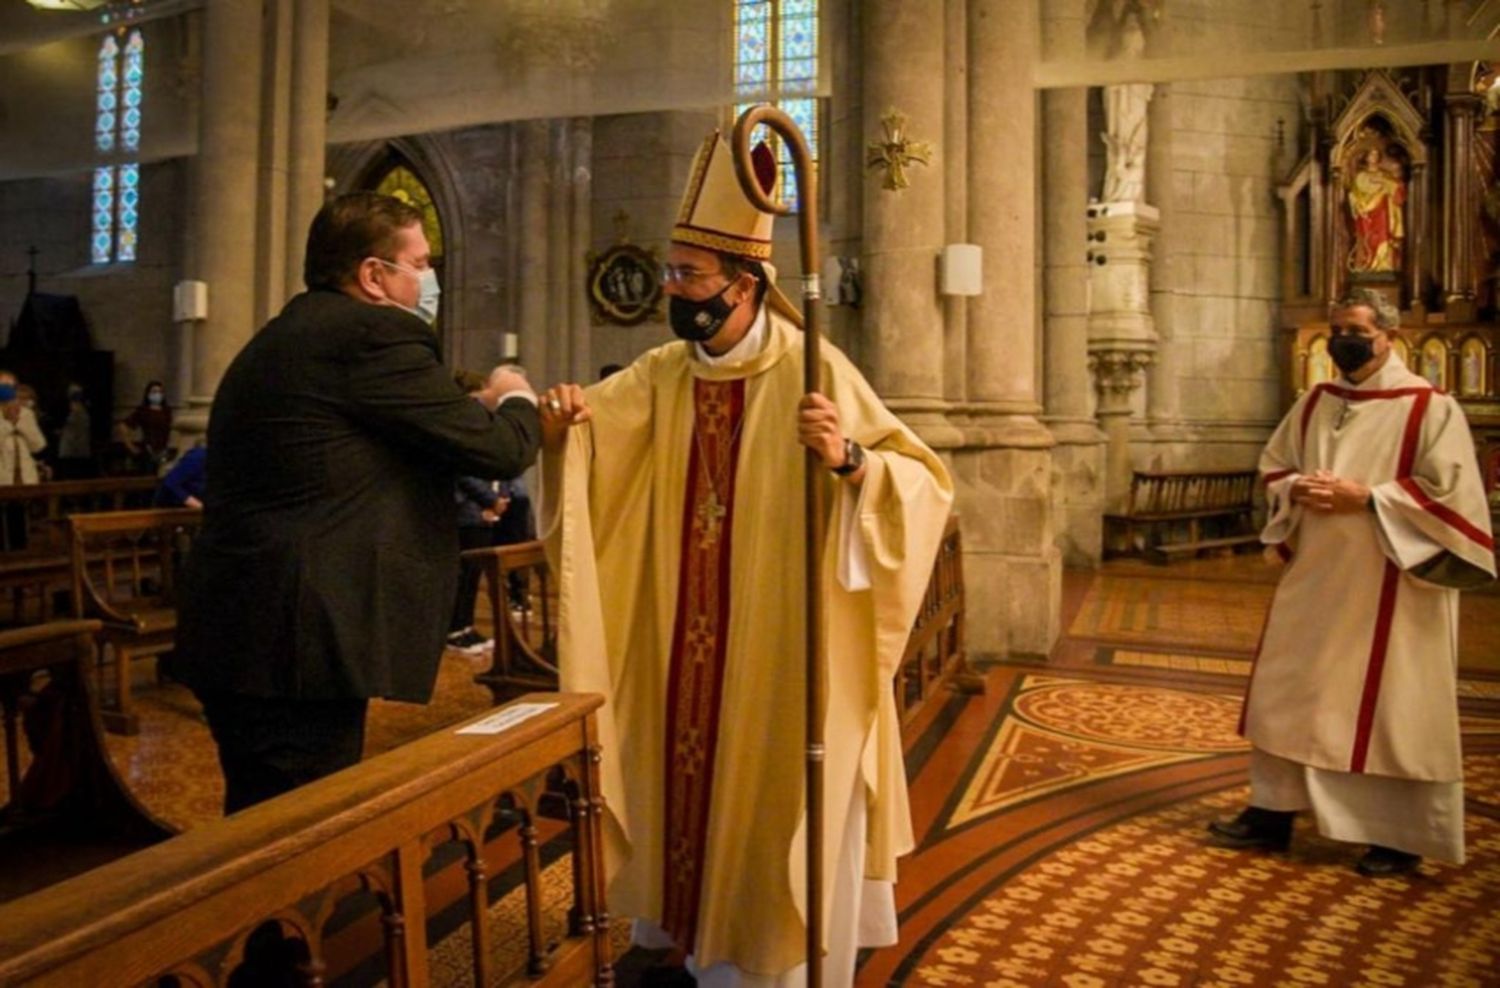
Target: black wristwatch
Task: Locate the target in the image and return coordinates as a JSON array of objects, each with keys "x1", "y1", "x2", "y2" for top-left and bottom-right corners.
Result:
[{"x1": 831, "y1": 438, "x2": 865, "y2": 476}]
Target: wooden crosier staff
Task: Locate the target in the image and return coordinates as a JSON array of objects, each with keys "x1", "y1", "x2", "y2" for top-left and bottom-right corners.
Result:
[{"x1": 729, "y1": 103, "x2": 826, "y2": 986}]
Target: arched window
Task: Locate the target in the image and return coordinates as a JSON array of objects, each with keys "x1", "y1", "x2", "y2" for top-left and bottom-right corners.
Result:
[
  {"x1": 92, "y1": 28, "x2": 144, "y2": 264},
  {"x1": 733, "y1": 0, "x2": 820, "y2": 212}
]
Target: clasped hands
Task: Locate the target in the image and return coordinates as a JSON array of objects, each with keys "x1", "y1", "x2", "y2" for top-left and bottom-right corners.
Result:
[
  {"x1": 1289, "y1": 469, "x2": 1371, "y2": 514},
  {"x1": 538, "y1": 385, "x2": 858, "y2": 473}
]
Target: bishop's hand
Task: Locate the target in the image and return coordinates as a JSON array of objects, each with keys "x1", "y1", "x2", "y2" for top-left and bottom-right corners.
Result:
[
  {"x1": 798, "y1": 393, "x2": 849, "y2": 471},
  {"x1": 540, "y1": 384, "x2": 591, "y2": 452}
]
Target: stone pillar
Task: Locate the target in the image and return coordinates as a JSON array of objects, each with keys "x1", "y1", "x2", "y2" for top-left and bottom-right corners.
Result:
[
  {"x1": 1145, "y1": 84, "x2": 1185, "y2": 438},
  {"x1": 517, "y1": 120, "x2": 551, "y2": 382},
  {"x1": 284, "y1": 0, "x2": 329, "y2": 298},
  {"x1": 253, "y1": 0, "x2": 292, "y2": 328},
  {"x1": 1087, "y1": 200, "x2": 1158, "y2": 515},
  {"x1": 859, "y1": 0, "x2": 949, "y2": 440},
  {"x1": 185, "y1": 0, "x2": 265, "y2": 423},
  {"x1": 1042, "y1": 86, "x2": 1106, "y2": 567},
  {"x1": 959, "y1": 0, "x2": 1059, "y2": 661},
  {"x1": 568, "y1": 117, "x2": 594, "y2": 384},
  {"x1": 941, "y1": 0, "x2": 968, "y2": 404}
]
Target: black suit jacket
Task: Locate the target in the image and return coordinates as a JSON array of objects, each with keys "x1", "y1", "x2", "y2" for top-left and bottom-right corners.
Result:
[{"x1": 175, "y1": 290, "x2": 540, "y2": 702}]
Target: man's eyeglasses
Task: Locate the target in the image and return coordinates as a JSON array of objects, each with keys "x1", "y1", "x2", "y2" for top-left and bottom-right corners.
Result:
[{"x1": 659, "y1": 264, "x2": 727, "y2": 287}]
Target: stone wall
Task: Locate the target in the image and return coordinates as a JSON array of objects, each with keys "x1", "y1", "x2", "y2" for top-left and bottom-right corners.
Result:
[
  {"x1": 0, "y1": 159, "x2": 186, "y2": 421},
  {"x1": 1139, "y1": 75, "x2": 1302, "y2": 471}
]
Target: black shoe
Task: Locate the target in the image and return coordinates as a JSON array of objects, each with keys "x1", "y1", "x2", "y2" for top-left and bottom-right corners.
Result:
[
  {"x1": 1206, "y1": 807, "x2": 1294, "y2": 851},
  {"x1": 1356, "y1": 845, "x2": 1421, "y2": 877},
  {"x1": 639, "y1": 964, "x2": 697, "y2": 987}
]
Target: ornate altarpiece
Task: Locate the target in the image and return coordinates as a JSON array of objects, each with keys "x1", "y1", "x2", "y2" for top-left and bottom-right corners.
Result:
[{"x1": 1279, "y1": 64, "x2": 1500, "y2": 506}]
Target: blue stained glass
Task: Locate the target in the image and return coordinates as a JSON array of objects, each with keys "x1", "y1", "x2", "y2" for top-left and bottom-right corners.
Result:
[
  {"x1": 116, "y1": 164, "x2": 139, "y2": 262},
  {"x1": 93, "y1": 166, "x2": 114, "y2": 264},
  {"x1": 121, "y1": 31, "x2": 143, "y2": 153}
]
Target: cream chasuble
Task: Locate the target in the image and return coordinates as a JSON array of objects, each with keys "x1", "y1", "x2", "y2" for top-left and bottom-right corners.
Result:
[
  {"x1": 541, "y1": 310, "x2": 952, "y2": 976},
  {"x1": 1244, "y1": 355, "x2": 1494, "y2": 861}
]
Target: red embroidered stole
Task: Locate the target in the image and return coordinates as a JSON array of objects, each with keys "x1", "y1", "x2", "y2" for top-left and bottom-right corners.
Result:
[{"x1": 660, "y1": 377, "x2": 746, "y2": 951}]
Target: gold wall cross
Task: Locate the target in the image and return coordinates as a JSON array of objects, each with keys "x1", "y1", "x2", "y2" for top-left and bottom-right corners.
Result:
[{"x1": 866, "y1": 110, "x2": 934, "y2": 192}]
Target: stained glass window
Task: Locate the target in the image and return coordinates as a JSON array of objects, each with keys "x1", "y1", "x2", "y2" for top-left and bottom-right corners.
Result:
[
  {"x1": 121, "y1": 30, "x2": 144, "y2": 153},
  {"x1": 732, "y1": 0, "x2": 820, "y2": 212},
  {"x1": 95, "y1": 35, "x2": 118, "y2": 153},
  {"x1": 91, "y1": 28, "x2": 144, "y2": 264},
  {"x1": 92, "y1": 167, "x2": 115, "y2": 265},
  {"x1": 375, "y1": 165, "x2": 446, "y2": 259}
]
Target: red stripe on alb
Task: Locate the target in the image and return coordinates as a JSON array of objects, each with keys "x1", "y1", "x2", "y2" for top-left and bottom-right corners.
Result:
[
  {"x1": 1299, "y1": 387, "x2": 1325, "y2": 447},
  {"x1": 1397, "y1": 476, "x2": 1495, "y2": 550},
  {"x1": 1320, "y1": 384, "x2": 1433, "y2": 401},
  {"x1": 1262, "y1": 469, "x2": 1293, "y2": 486},
  {"x1": 1350, "y1": 561, "x2": 1401, "y2": 773},
  {"x1": 1396, "y1": 389, "x2": 1430, "y2": 479}
]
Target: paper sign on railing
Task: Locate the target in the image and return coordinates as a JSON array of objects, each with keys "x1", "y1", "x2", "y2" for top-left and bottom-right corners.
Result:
[{"x1": 455, "y1": 702, "x2": 559, "y2": 735}]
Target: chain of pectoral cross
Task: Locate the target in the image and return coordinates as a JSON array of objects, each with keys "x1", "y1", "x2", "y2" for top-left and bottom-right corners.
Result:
[{"x1": 692, "y1": 411, "x2": 747, "y2": 548}]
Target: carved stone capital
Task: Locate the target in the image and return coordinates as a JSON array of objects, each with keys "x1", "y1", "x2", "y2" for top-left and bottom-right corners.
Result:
[{"x1": 1088, "y1": 348, "x2": 1154, "y2": 411}]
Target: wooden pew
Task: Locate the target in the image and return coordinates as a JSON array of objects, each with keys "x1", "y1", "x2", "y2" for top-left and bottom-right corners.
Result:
[
  {"x1": 0, "y1": 477, "x2": 160, "y2": 624},
  {"x1": 0, "y1": 693, "x2": 614, "y2": 987},
  {"x1": 68, "y1": 507, "x2": 203, "y2": 734},
  {"x1": 1103, "y1": 469, "x2": 1260, "y2": 563},
  {"x1": 0, "y1": 619, "x2": 175, "y2": 904},
  {"x1": 468, "y1": 519, "x2": 981, "y2": 721}
]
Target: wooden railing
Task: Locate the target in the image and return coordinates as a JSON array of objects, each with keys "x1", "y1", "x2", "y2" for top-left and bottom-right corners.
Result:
[
  {"x1": 0, "y1": 693, "x2": 613, "y2": 987},
  {"x1": 1104, "y1": 469, "x2": 1260, "y2": 563},
  {"x1": 897, "y1": 515, "x2": 974, "y2": 723}
]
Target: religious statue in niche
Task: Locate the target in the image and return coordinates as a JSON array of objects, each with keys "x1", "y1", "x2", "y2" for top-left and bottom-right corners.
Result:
[
  {"x1": 1345, "y1": 139, "x2": 1408, "y2": 275},
  {"x1": 586, "y1": 212, "x2": 663, "y2": 326},
  {"x1": 1100, "y1": 10, "x2": 1152, "y2": 204}
]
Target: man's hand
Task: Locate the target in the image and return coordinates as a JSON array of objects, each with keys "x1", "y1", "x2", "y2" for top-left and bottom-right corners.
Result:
[
  {"x1": 1296, "y1": 469, "x2": 1372, "y2": 513},
  {"x1": 798, "y1": 393, "x2": 846, "y2": 469},
  {"x1": 477, "y1": 366, "x2": 533, "y2": 411},
  {"x1": 540, "y1": 384, "x2": 591, "y2": 452}
]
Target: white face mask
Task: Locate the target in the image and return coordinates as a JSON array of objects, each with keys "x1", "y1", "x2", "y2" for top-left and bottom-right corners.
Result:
[{"x1": 377, "y1": 259, "x2": 441, "y2": 325}]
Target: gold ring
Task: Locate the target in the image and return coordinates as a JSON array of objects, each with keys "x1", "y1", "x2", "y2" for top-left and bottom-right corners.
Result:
[{"x1": 547, "y1": 396, "x2": 562, "y2": 412}]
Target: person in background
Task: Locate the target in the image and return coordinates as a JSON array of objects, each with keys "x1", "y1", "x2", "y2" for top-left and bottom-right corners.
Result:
[
  {"x1": 55, "y1": 382, "x2": 95, "y2": 480},
  {"x1": 447, "y1": 368, "x2": 511, "y2": 655},
  {"x1": 155, "y1": 444, "x2": 207, "y2": 508},
  {"x1": 120, "y1": 380, "x2": 173, "y2": 473},
  {"x1": 0, "y1": 370, "x2": 47, "y2": 549}
]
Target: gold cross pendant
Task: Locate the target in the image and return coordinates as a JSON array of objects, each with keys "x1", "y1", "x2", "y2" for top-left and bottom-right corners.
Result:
[{"x1": 696, "y1": 490, "x2": 727, "y2": 547}]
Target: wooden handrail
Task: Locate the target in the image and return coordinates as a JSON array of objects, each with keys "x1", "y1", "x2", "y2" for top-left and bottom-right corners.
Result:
[
  {"x1": 0, "y1": 477, "x2": 158, "y2": 506},
  {"x1": 0, "y1": 692, "x2": 611, "y2": 987}
]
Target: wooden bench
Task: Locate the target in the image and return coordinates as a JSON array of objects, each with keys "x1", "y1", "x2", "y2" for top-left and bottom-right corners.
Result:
[
  {"x1": 0, "y1": 619, "x2": 175, "y2": 904},
  {"x1": 468, "y1": 519, "x2": 981, "y2": 720},
  {"x1": 1104, "y1": 469, "x2": 1261, "y2": 564},
  {"x1": 0, "y1": 692, "x2": 613, "y2": 987},
  {"x1": 0, "y1": 477, "x2": 160, "y2": 624},
  {"x1": 68, "y1": 508, "x2": 202, "y2": 735}
]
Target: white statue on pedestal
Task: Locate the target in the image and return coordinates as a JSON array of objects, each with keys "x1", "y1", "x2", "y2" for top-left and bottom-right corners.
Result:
[{"x1": 1101, "y1": 12, "x2": 1153, "y2": 204}]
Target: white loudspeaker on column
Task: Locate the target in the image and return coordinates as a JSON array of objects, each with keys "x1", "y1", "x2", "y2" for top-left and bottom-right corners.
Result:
[
  {"x1": 939, "y1": 244, "x2": 983, "y2": 297},
  {"x1": 173, "y1": 280, "x2": 208, "y2": 322}
]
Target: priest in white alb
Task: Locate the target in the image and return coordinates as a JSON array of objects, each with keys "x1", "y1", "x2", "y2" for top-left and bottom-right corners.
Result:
[
  {"x1": 536, "y1": 132, "x2": 953, "y2": 984},
  {"x1": 1210, "y1": 288, "x2": 1495, "y2": 876}
]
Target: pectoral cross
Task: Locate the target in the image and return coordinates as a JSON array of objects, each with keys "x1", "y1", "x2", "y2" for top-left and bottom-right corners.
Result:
[
  {"x1": 866, "y1": 110, "x2": 934, "y2": 192},
  {"x1": 696, "y1": 490, "x2": 727, "y2": 547}
]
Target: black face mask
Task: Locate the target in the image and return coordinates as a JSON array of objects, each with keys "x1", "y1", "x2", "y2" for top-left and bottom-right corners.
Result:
[
  {"x1": 1329, "y1": 335, "x2": 1376, "y2": 376},
  {"x1": 669, "y1": 282, "x2": 737, "y2": 343}
]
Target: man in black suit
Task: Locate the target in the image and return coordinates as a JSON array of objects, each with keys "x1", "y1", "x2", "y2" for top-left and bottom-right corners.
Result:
[{"x1": 175, "y1": 193, "x2": 541, "y2": 813}]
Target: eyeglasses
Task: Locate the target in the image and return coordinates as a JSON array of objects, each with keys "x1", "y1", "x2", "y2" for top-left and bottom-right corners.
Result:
[{"x1": 659, "y1": 264, "x2": 727, "y2": 287}]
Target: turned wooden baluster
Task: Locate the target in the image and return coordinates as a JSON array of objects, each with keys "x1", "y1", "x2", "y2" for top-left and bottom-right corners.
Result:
[
  {"x1": 465, "y1": 849, "x2": 491, "y2": 987},
  {"x1": 519, "y1": 805, "x2": 548, "y2": 976},
  {"x1": 583, "y1": 739, "x2": 614, "y2": 985},
  {"x1": 382, "y1": 910, "x2": 408, "y2": 988}
]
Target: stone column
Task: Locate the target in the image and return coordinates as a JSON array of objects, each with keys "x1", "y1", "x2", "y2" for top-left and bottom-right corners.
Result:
[
  {"x1": 185, "y1": 0, "x2": 265, "y2": 424},
  {"x1": 568, "y1": 117, "x2": 594, "y2": 384},
  {"x1": 284, "y1": 0, "x2": 329, "y2": 298},
  {"x1": 516, "y1": 120, "x2": 551, "y2": 382},
  {"x1": 959, "y1": 0, "x2": 1059, "y2": 661},
  {"x1": 859, "y1": 0, "x2": 950, "y2": 441},
  {"x1": 1145, "y1": 84, "x2": 1185, "y2": 437},
  {"x1": 253, "y1": 0, "x2": 292, "y2": 328},
  {"x1": 941, "y1": 0, "x2": 968, "y2": 403},
  {"x1": 1042, "y1": 86, "x2": 1106, "y2": 567},
  {"x1": 1087, "y1": 200, "x2": 1158, "y2": 515}
]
